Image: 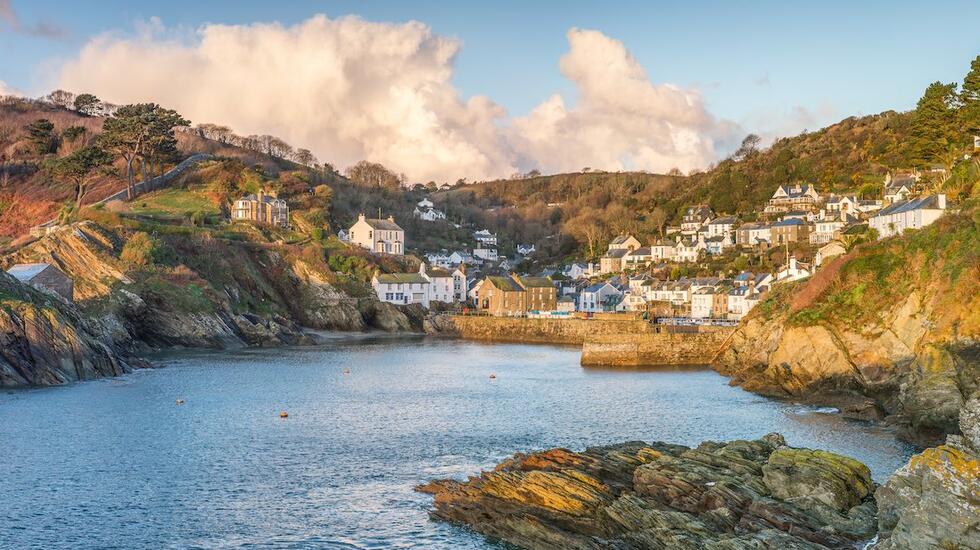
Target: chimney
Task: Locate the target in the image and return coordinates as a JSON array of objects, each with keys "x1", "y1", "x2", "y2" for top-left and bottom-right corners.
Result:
[
  {"x1": 789, "y1": 256, "x2": 797, "y2": 271},
  {"x1": 257, "y1": 189, "x2": 265, "y2": 203},
  {"x1": 358, "y1": 213, "x2": 366, "y2": 222},
  {"x1": 419, "y1": 262, "x2": 427, "y2": 275},
  {"x1": 937, "y1": 194, "x2": 946, "y2": 210},
  {"x1": 388, "y1": 215, "x2": 395, "y2": 222}
]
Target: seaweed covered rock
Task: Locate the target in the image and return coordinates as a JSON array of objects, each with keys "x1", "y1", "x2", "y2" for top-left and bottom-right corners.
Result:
[
  {"x1": 419, "y1": 434, "x2": 878, "y2": 549},
  {"x1": 874, "y1": 396, "x2": 980, "y2": 550}
]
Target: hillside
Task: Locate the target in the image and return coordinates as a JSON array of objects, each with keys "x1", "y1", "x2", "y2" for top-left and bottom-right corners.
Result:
[{"x1": 718, "y1": 198, "x2": 980, "y2": 445}]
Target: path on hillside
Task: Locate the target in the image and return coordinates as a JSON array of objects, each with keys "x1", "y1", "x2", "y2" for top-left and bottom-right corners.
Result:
[{"x1": 36, "y1": 153, "x2": 214, "y2": 229}]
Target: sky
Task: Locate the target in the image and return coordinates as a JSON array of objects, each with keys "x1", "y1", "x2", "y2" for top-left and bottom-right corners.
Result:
[{"x1": 1, "y1": 0, "x2": 978, "y2": 181}]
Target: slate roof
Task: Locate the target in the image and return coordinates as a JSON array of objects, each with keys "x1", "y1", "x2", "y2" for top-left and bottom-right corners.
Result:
[
  {"x1": 610, "y1": 234, "x2": 636, "y2": 245},
  {"x1": 376, "y1": 273, "x2": 428, "y2": 284},
  {"x1": 521, "y1": 276, "x2": 554, "y2": 288},
  {"x1": 6, "y1": 263, "x2": 52, "y2": 281},
  {"x1": 708, "y1": 216, "x2": 738, "y2": 225},
  {"x1": 603, "y1": 248, "x2": 630, "y2": 259},
  {"x1": 363, "y1": 218, "x2": 403, "y2": 231},
  {"x1": 486, "y1": 276, "x2": 523, "y2": 292},
  {"x1": 772, "y1": 218, "x2": 806, "y2": 227},
  {"x1": 875, "y1": 195, "x2": 944, "y2": 216}
]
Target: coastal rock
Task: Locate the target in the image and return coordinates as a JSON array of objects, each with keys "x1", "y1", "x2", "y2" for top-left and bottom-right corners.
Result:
[
  {"x1": 874, "y1": 397, "x2": 980, "y2": 549},
  {"x1": 419, "y1": 434, "x2": 878, "y2": 549},
  {"x1": 0, "y1": 272, "x2": 144, "y2": 387}
]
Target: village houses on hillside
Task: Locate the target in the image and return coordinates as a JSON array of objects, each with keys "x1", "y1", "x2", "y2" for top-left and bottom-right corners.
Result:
[
  {"x1": 372, "y1": 263, "x2": 466, "y2": 307},
  {"x1": 349, "y1": 214, "x2": 405, "y2": 255}
]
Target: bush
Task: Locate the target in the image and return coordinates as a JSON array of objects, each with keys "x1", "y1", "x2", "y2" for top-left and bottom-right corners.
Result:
[{"x1": 121, "y1": 232, "x2": 168, "y2": 267}]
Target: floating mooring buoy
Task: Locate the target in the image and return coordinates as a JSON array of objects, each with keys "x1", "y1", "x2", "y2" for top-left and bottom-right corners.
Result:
[
  {"x1": 175, "y1": 399, "x2": 185, "y2": 405},
  {"x1": 279, "y1": 411, "x2": 289, "y2": 418}
]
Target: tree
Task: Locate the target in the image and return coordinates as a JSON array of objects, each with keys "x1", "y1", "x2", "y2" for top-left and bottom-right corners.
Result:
[
  {"x1": 25, "y1": 119, "x2": 58, "y2": 155},
  {"x1": 345, "y1": 160, "x2": 401, "y2": 189},
  {"x1": 61, "y1": 125, "x2": 87, "y2": 152},
  {"x1": 648, "y1": 207, "x2": 667, "y2": 237},
  {"x1": 961, "y1": 55, "x2": 980, "y2": 135},
  {"x1": 73, "y1": 93, "x2": 100, "y2": 115},
  {"x1": 46, "y1": 89, "x2": 75, "y2": 109},
  {"x1": 908, "y1": 82, "x2": 959, "y2": 165},
  {"x1": 46, "y1": 146, "x2": 113, "y2": 215},
  {"x1": 294, "y1": 148, "x2": 316, "y2": 167},
  {"x1": 734, "y1": 134, "x2": 761, "y2": 159},
  {"x1": 99, "y1": 103, "x2": 188, "y2": 199},
  {"x1": 666, "y1": 167, "x2": 683, "y2": 176}
]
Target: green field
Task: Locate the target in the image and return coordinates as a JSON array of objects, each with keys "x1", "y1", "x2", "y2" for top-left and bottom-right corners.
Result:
[{"x1": 125, "y1": 188, "x2": 219, "y2": 218}]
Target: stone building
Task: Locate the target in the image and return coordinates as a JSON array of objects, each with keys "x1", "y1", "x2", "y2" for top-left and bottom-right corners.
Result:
[
  {"x1": 231, "y1": 190, "x2": 289, "y2": 227},
  {"x1": 6, "y1": 263, "x2": 73, "y2": 301}
]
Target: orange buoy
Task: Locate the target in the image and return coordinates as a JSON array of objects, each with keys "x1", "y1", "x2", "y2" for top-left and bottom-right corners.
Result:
[{"x1": 279, "y1": 411, "x2": 289, "y2": 418}]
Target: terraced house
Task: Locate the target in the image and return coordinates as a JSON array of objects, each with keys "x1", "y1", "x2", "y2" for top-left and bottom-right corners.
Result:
[{"x1": 371, "y1": 263, "x2": 464, "y2": 307}]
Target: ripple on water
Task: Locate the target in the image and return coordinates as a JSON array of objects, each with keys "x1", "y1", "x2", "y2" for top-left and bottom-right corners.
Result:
[{"x1": 0, "y1": 338, "x2": 915, "y2": 548}]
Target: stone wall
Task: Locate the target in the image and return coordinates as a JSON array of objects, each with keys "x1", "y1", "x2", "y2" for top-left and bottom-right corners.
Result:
[
  {"x1": 434, "y1": 314, "x2": 655, "y2": 345},
  {"x1": 433, "y1": 315, "x2": 734, "y2": 367},
  {"x1": 581, "y1": 328, "x2": 735, "y2": 367}
]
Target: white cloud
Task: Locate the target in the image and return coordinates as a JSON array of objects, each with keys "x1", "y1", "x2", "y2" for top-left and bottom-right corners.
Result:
[
  {"x1": 0, "y1": 80, "x2": 23, "y2": 97},
  {"x1": 510, "y1": 29, "x2": 737, "y2": 174},
  {"x1": 54, "y1": 16, "x2": 737, "y2": 181}
]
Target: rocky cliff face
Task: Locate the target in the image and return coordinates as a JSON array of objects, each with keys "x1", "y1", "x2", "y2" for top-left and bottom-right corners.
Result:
[
  {"x1": 717, "y1": 212, "x2": 979, "y2": 444},
  {"x1": 1, "y1": 222, "x2": 422, "y2": 386},
  {"x1": 0, "y1": 271, "x2": 145, "y2": 387},
  {"x1": 419, "y1": 433, "x2": 879, "y2": 549},
  {"x1": 873, "y1": 395, "x2": 980, "y2": 550}
]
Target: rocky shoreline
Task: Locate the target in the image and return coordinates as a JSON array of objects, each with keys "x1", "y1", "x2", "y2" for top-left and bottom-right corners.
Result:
[{"x1": 420, "y1": 397, "x2": 980, "y2": 550}]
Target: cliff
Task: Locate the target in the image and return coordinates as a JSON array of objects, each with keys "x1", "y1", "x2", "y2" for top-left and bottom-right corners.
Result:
[
  {"x1": 0, "y1": 270, "x2": 145, "y2": 387},
  {"x1": 717, "y1": 206, "x2": 980, "y2": 444},
  {"x1": 1, "y1": 221, "x2": 420, "y2": 386}
]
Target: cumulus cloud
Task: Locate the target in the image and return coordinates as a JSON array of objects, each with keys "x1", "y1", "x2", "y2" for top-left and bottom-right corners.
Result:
[
  {"x1": 0, "y1": 0, "x2": 67, "y2": 38},
  {"x1": 0, "y1": 80, "x2": 23, "y2": 97},
  {"x1": 510, "y1": 29, "x2": 737, "y2": 175},
  {"x1": 54, "y1": 16, "x2": 737, "y2": 181}
]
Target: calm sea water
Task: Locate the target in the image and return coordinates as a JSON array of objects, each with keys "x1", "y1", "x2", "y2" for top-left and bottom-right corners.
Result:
[{"x1": 0, "y1": 336, "x2": 915, "y2": 549}]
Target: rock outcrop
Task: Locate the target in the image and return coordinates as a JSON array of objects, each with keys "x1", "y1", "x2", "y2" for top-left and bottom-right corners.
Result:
[
  {"x1": 873, "y1": 395, "x2": 980, "y2": 550},
  {"x1": 419, "y1": 434, "x2": 879, "y2": 549},
  {"x1": 0, "y1": 271, "x2": 145, "y2": 387}
]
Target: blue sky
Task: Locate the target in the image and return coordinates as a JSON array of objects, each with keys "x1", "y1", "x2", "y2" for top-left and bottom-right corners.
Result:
[
  {"x1": 1, "y1": 1, "x2": 979, "y2": 180},
  {"x1": 3, "y1": 0, "x2": 978, "y2": 129}
]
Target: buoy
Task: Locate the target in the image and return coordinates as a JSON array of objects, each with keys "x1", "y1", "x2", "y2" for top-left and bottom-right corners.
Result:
[
  {"x1": 343, "y1": 368, "x2": 351, "y2": 375},
  {"x1": 489, "y1": 373, "x2": 497, "y2": 379},
  {"x1": 175, "y1": 399, "x2": 185, "y2": 405},
  {"x1": 279, "y1": 411, "x2": 289, "y2": 418}
]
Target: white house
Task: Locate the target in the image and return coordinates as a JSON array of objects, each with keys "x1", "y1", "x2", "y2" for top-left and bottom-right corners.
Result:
[
  {"x1": 449, "y1": 250, "x2": 475, "y2": 266},
  {"x1": 650, "y1": 240, "x2": 679, "y2": 262},
  {"x1": 467, "y1": 278, "x2": 483, "y2": 305},
  {"x1": 452, "y1": 266, "x2": 469, "y2": 302},
  {"x1": 727, "y1": 285, "x2": 767, "y2": 320},
  {"x1": 473, "y1": 229, "x2": 497, "y2": 246},
  {"x1": 557, "y1": 296, "x2": 577, "y2": 312},
  {"x1": 644, "y1": 280, "x2": 693, "y2": 306},
  {"x1": 425, "y1": 252, "x2": 452, "y2": 269},
  {"x1": 623, "y1": 247, "x2": 654, "y2": 269},
  {"x1": 372, "y1": 263, "x2": 463, "y2": 307},
  {"x1": 869, "y1": 194, "x2": 946, "y2": 239},
  {"x1": 349, "y1": 214, "x2": 405, "y2": 255},
  {"x1": 811, "y1": 211, "x2": 857, "y2": 244},
  {"x1": 681, "y1": 205, "x2": 714, "y2": 233},
  {"x1": 473, "y1": 247, "x2": 498, "y2": 261},
  {"x1": 825, "y1": 195, "x2": 857, "y2": 215},
  {"x1": 706, "y1": 216, "x2": 737, "y2": 238},
  {"x1": 516, "y1": 244, "x2": 536, "y2": 256},
  {"x1": 675, "y1": 235, "x2": 706, "y2": 262},
  {"x1": 337, "y1": 229, "x2": 350, "y2": 242},
  {"x1": 705, "y1": 234, "x2": 734, "y2": 255},
  {"x1": 579, "y1": 282, "x2": 622, "y2": 313},
  {"x1": 563, "y1": 263, "x2": 594, "y2": 279},
  {"x1": 883, "y1": 182, "x2": 913, "y2": 205},
  {"x1": 417, "y1": 198, "x2": 434, "y2": 209},
  {"x1": 414, "y1": 206, "x2": 446, "y2": 222},
  {"x1": 773, "y1": 257, "x2": 812, "y2": 284}
]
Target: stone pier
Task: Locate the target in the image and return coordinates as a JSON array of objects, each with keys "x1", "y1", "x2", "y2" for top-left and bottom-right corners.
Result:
[{"x1": 432, "y1": 315, "x2": 734, "y2": 367}]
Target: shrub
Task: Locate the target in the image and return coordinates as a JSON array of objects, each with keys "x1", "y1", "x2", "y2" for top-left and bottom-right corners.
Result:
[{"x1": 121, "y1": 232, "x2": 168, "y2": 267}]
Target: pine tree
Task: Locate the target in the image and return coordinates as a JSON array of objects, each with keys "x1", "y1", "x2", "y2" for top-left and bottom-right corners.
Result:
[
  {"x1": 961, "y1": 55, "x2": 980, "y2": 135},
  {"x1": 908, "y1": 81, "x2": 958, "y2": 165}
]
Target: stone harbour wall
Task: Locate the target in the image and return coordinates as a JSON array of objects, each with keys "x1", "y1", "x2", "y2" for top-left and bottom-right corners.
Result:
[
  {"x1": 581, "y1": 329, "x2": 734, "y2": 367},
  {"x1": 432, "y1": 315, "x2": 734, "y2": 367},
  {"x1": 433, "y1": 315, "x2": 656, "y2": 345}
]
